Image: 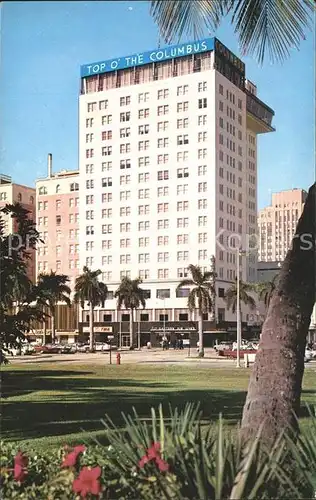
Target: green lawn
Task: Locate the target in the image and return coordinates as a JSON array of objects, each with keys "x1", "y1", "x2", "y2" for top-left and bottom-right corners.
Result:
[{"x1": 1, "y1": 363, "x2": 315, "y2": 450}]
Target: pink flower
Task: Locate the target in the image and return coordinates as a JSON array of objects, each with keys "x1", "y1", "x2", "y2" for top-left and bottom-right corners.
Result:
[
  {"x1": 62, "y1": 445, "x2": 86, "y2": 467},
  {"x1": 138, "y1": 442, "x2": 169, "y2": 473},
  {"x1": 13, "y1": 452, "x2": 28, "y2": 482},
  {"x1": 72, "y1": 466, "x2": 102, "y2": 498}
]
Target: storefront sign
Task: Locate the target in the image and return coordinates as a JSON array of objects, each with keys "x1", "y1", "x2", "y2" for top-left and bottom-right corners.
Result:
[{"x1": 83, "y1": 326, "x2": 112, "y2": 333}]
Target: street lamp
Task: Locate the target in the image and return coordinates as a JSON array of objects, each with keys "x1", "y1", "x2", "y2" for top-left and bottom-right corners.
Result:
[{"x1": 236, "y1": 248, "x2": 247, "y2": 368}]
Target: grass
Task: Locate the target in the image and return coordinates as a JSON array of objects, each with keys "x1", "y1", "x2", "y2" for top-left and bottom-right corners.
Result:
[{"x1": 1, "y1": 363, "x2": 315, "y2": 450}]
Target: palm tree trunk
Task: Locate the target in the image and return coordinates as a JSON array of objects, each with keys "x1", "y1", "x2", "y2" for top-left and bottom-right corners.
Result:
[
  {"x1": 89, "y1": 302, "x2": 94, "y2": 352},
  {"x1": 129, "y1": 309, "x2": 134, "y2": 348},
  {"x1": 43, "y1": 321, "x2": 47, "y2": 345},
  {"x1": 198, "y1": 311, "x2": 204, "y2": 357},
  {"x1": 241, "y1": 183, "x2": 316, "y2": 445},
  {"x1": 51, "y1": 312, "x2": 56, "y2": 344}
]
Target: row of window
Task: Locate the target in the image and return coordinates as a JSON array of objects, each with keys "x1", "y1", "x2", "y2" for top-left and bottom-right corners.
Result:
[
  {"x1": 38, "y1": 198, "x2": 79, "y2": 211},
  {"x1": 86, "y1": 142, "x2": 211, "y2": 158},
  {"x1": 38, "y1": 183, "x2": 79, "y2": 195},
  {"x1": 0, "y1": 192, "x2": 34, "y2": 204},
  {"x1": 38, "y1": 213, "x2": 79, "y2": 226}
]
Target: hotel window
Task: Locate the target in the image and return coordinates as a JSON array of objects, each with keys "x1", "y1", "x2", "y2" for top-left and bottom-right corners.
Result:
[
  {"x1": 198, "y1": 98, "x2": 207, "y2": 109},
  {"x1": 102, "y1": 192, "x2": 112, "y2": 202},
  {"x1": 86, "y1": 118, "x2": 94, "y2": 127},
  {"x1": 157, "y1": 186, "x2": 169, "y2": 197},
  {"x1": 138, "y1": 140, "x2": 149, "y2": 151},
  {"x1": 102, "y1": 146, "x2": 112, "y2": 156},
  {"x1": 139, "y1": 237, "x2": 150, "y2": 247},
  {"x1": 198, "y1": 182, "x2": 207, "y2": 193},
  {"x1": 120, "y1": 254, "x2": 131, "y2": 264},
  {"x1": 156, "y1": 288, "x2": 170, "y2": 299},
  {"x1": 120, "y1": 206, "x2": 131, "y2": 217},
  {"x1": 139, "y1": 124, "x2": 149, "y2": 135},
  {"x1": 238, "y1": 114, "x2": 242, "y2": 125},
  {"x1": 158, "y1": 269, "x2": 169, "y2": 279},
  {"x1": 177, "y1": 201, "x2": 189, "y2": 211},
  {"x1": 120, "y1": 238, "x2": 131, "y2": 248},
  {"x1": 86, "y1": 195, "x2": 94, "y2": 204},
  {"x1": 177, "y1": 85, "x2": 189, "y2": 96},
  {"x1": 158, "y1": 154, "x2": 169, "y2": 164},
  {"x1": 120, "y1": 143, "x2": 130, "y2": 154},
  {"x1": 138, "y1": 253, "x2": 150, "y2": 263},
  {"x1": 158, "y1": 235, "x2": 169, "y2": 245},
  {"x1": 177, "y1": 268, "x2": 188, "y2": 278},
  {"x1": 120, "y1": 127, "x2": 131, "y2": 138},
  {"x1": 87, "y1": 102, "x2": 97, "y2": 112},
  {"x1": 138, "y1": 221, "x2": 150, "y2": 231},
  {"x1": 102, "y1": 240, "x2": 112, "y2": 250},
  {"x1": 177, "y1": 251, "x2": 189, "y2": 261},
  {"x1": 138, "y1": 108, "x2": 149, "y2": 119},
  {"x1": 102, "y1": 177, "x2": 112, "y2": 187},
  {"x1": 56, "y1": 199, "x2": 61, "y2": 210},
  {"x1": 177, "y1": 101, "x2": 189, "y2": 112},
  {"x1": 86, "y1": 164, "x2": 94, "y2": 174},
  {"x1": 120, "y1": 111, "x2": 130, "y2": 122},
  {"x1": 56, "y1": 260, "x2": 62, "y2": 270},
  {"x1": 198, "y1": 233, "x2": 207, "y2": 243},
  {"x1": 177, "y1": 167, "x2": 189, "y2": 178},
  {"x1": 177, "y1": 118, "x2": 189, "y2": 129},
  {"x1": 158, "y1": 138, "x2": 169, "y2": 148},
  {"x1": 138, "y1": 92, "x2": 149, "y2": 102},
  {"x1": 102, "y1": 224, "x2": 113, "y2": 234},
  {"x1": 177, "y1": 217, "x2": 189, "y2": 228},
  {"x1": 177, "y1": 234, "x2": 189, "y2": 244},
  {"x1": 198, "y1": 249, "x2": 208, "y2": 260},
  {"x1": 120, "y1": 159, "x2": 131, "y2": 169},
  {"x1": 177, "y1": 151, "x2": 188, "y2": 162},
  {"x1": 198, "y1": 216, "x2": 207, "y2": 227},
  {"x1": 157, "y1": 105, "x2": 169, "y2": 115},
  {"x1": 120, "y1": 175, "x2": 131, "y2": 185},
  {"x1": 120, "y1": 96, "x2": 131, "y2": 106},
  {"x1": 198, "y1": 148, "x2": 207, "y2": 159},
  {"x1": 198, "y1": 132, "x2": 207, "y2": 142},
  {"x1": 138, "y1": 172, "x2": 150, "y2": 183},
  {"x1": 198, "y1": 199, "x2": 207, "y2": 209},
  {"x1": 158, "y1": 252, "x2": 169, "y2": 262},
  {"x1": 219, "y1": 134, "x2": 224, "y2": 145},
  {"x1": 38, "y1": 216, "x2": 43, "y2": 226},
  {"x1": 102, "y1": 114, "x2": 112, "y2": 125},
  {"x1": 157, "y1": 89, "x2": 169, "y2": 99},
  {"x1": 198, "y1": 81, "x2": 207, "y2": 92},
  {"x1": 86, "y1": 225, "x2": 94, "y2": 235},
  {"x1": 120, "y1": 190, "x2": 131, "y2": 200},
  {"x1": 120, "y1": 270, "x2": 131, "y2": 279},
  {"x1": 56, "y1": 215, "x2": 61, "y2": 226},
  {"x1": 86, "y1": 133, "x2": 93, "y2": 143},
  {"x1": 102, "y1": 208, "x2": 113, "y2": 218},
  {"x1": 219, "y1": 101, "x2": 224, "y2": 111},
  {"x1": 177, "y1": 134, "x2": 189, "y2": 145},
  {"x1": 198, "y1": 165, "x2": 207, "y2": 176},
  {"x1": 138, "y1": 204, "x2": 150, "y2": 215},
  {"x1": 177, "y1": 184, "x2": 188, "y2": 195},
  {"x1": 157, "y1": 121, "x2": 169, "y2": 131},
  {"x1": 157, "y1": 170, "x2": 169, "y2": 180},
  {"x1": 139, "y1": 270, "x2": 150, "y2": 280},
  {"x1": 198, "y1": 115, "x2": 207, "y2": 126},
  {"x1": 55, "y1": 230, "x2": 61, "y2": 241},
  {"x1": 86, "y1": 210, "x2": 94, "y2": 220},
  {"x1": 86, "y1": 241, "x2": 94, "y2": 251},
  {"x1": 238, "y1": 98, "x2": 243, "y2": 110},
  {"x1": 138, "y1": 156, "x2": 150, "y2": 167},
  {"x1": 157, "y1": 202, "x2": 169, "y2": 213},
  {"x1": 102, "y1": 255, "x2": 112, "y2": 265},
  {"x1": 157, "y1": 219, "x2": 169, "y2": 229},
  {"x1": 86, "y1": 149, "x2": 94, "y2": 158},
  {"x1": 102, "y1": 130, "x2": 112, "y2": 140},
  {"x1": 138, "y1": 188, "x2": 150, "y2": 199}
]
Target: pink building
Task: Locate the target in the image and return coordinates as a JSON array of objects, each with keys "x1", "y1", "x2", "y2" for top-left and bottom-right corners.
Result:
[
  {"x1": 36, "y1": 155, "x2": 80, "y2": 289},
  {"x1": 0, "y1": 174, "x2": 36, "y2": 282}
]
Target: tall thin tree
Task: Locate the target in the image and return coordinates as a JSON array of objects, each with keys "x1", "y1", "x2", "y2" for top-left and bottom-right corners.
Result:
[
  {"x1": 114, "y1": 277, "x2": 146, "y2": 348},
  {"x1": 74, "y1": 267, "x2": 108, "y2": 352}
]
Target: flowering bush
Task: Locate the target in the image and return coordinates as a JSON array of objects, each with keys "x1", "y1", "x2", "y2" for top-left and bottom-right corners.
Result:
[{"x1": 1, "y1": 404, "x2": 315, "y2": 499}]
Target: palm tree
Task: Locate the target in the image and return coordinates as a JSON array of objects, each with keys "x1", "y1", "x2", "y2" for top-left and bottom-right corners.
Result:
[
  {"x1": 176, "y1": 264, "x2": 216, "y2": 357},
  {"x1": 37, "y1": 271, "x2": 71, "y2": 343},
  {"x1": 114, "y1": 277, "x2": 146, "y2": 349},
  {"x1": 150, "y1": 0, "x2": 314, "y2": 64},
  {"x1": 74, "y1": 267, "x2": 108, "y2": 352},
  {"x1": 256, "y1": 274, "x2": 279, "y2": 309},
  {"x1": 225, "y1": 279, "x2": 256, "y2": 341}
]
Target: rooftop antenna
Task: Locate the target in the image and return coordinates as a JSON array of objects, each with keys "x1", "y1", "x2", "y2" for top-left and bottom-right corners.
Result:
[{"x1": 47, "y1": 153, "x2": 52, "y2": 178}]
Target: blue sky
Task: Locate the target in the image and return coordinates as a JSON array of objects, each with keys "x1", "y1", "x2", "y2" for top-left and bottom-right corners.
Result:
[{"x1": 0, "y1": 1, "x2": 314, "y2": 209}]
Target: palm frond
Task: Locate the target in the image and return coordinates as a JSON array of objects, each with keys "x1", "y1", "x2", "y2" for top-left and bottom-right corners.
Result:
[{"x1": 177, "y1": 278, "x2": 195, "y2": 290}]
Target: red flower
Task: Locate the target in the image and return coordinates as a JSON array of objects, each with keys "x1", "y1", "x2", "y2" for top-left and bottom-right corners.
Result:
[
  {"x1": 73, "y1": 466, "x2": 101, "y2": 498},
  {"x1": 13, "y1": 452, "x2": 28, "y2": 482},
  {"x1": 62, "y1": 445, "x2": 86, "y2": 467},
  {"x1": 138, "y1": 442, "x2": 169, "y2": 472}
]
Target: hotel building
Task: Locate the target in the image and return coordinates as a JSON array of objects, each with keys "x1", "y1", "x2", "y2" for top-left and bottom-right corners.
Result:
[
  {"x1": 78, "y1": 38, "x2": 275, "y2": 346},
  {"x1": 0, "y1": 173, "x2": 36, "y2": 282},
  {"x1": 258, "y1": 188, "x2": 307, "y2": 262},
  {"x1": 36, "y1": 155, "x2": 80, "y2": 289}
]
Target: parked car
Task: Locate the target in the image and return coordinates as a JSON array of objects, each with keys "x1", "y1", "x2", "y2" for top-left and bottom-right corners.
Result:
[
  {"x1": 33, "y1": 344, "x2": 61, "y2": 354},
  {"x1": 305, "y1": 348, "x2": 313, "y2": 362},
  {"x1": 214, "y1": 341, "x2": 232, "y2": 351},
  {"x1": 60, "y1": 344, "x2": 77, "y2": 354},
  {"x1": 77, "y1": 343, "x2": 90, "y2": 353},
  {"x1": 95, "y1": 342, "x2": 118, "y2": 352},
  {"x1": 9, "y1": 342, "x2": 35, "y2": 356}
]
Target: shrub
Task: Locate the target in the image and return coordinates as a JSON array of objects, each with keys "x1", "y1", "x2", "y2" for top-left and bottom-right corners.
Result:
[{"x1": 0, "y1": 404, "x2": 315, "y2": 499}]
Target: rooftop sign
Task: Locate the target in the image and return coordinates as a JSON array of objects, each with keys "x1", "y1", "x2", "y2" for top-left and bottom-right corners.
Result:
[{"x1": 81, "y1": 37, "x2": 215, "y2": 78}]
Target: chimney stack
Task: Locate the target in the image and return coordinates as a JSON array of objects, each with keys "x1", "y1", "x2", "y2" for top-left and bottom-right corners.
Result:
[{"x1": 47, "y1": 153, "x2": 52, "y2": 178}]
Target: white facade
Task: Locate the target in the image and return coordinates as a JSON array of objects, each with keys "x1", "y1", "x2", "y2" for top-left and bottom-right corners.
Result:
[{"x1": 78, "y1": 41, "x2": 274, "y2": 324}]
